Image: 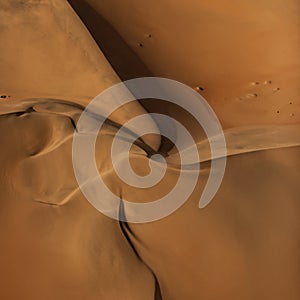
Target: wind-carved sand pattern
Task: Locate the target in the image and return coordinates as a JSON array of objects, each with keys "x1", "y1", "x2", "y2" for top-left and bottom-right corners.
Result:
[
  {"x1": 1, "y1": 96, "x2": 300, "y2": 299},
  {"x1": 1, "y1": 0, "x2": 300, "y2": 298},
  {"x1": 2, "y1": 95, "x2": 299, "y2": 214},
  {"x1": 72, "y1": 77, "x2": 300, "y2": 223},
  {"x1": 72, "y1": 77, "x2": 228, "y2": 222}
]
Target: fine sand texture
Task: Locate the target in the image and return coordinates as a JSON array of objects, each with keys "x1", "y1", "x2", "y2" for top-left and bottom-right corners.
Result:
[
  {"x1": 0, "y1": 99, "x2": 159, "y2": 300},
  {"x1": 82, "y1": 0, "x2": 300, "y2": 129},
  {"x1": 0, "y1": 98, "x2": 299, "y2": 300},
  {"x1": 0, "y1": 1, "x2": 159, "y2": 299},
  {"x1": 1, "y1": 1, "x2": 300, "y2": 300}
]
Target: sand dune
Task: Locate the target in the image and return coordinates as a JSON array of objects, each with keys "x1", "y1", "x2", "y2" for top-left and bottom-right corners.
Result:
[
  {"x1": 0, "y1": 0, "x2": 299, "y2": 299},
  {"x1": 83, "y1": 0, "x2": 300, "y2": 128},
  {"x1": 0, "y1": 98, "x2": 299, "y2": 299},
  {"x1": 0, "y1": 99, "x2": 159, "y2": 299}
]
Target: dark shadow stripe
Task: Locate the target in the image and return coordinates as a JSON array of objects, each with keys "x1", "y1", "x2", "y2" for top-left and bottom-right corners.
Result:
[{"x1": 118, "y1": 200, "x2": 163, "y2": 299}]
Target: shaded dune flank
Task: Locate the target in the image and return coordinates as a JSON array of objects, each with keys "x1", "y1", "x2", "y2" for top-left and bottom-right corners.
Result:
[
  {"x1": 0, "y1": 99, "x2": 159, "y2": 300},
  {"x1": 0, "y1": 0, "x2": 300, "y2": 299},
  {"x1": 80, "y1": 0, "x2": 300, "y2": 129},
  {"x1": 0, "y1": 98, "x2": 299, "y2": 300}
]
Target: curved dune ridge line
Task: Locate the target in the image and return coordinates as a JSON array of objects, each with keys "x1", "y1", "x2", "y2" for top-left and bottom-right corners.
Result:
[
  {"x1": 1, "y1": 98, "x2": 299, "y2": 299},
  {"x1": 168, "y1": 124, "x2": 300, "y2": 165},
  {"x1": 0, "y1": 99, "x2": 159, "y2": 300},
  {"x1": 0, "y1": 0, "x2": 160, "y2": 299},
  {"x1": 0, "y1": 0, "x2": 300, "y2": 299},
  {"x1": 0, "y1": 0, "x2": 161, "y2": 151}
]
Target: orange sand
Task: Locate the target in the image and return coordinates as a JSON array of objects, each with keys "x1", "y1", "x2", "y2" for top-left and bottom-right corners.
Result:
[{"x1": 0, "y1": 1, "x2": 299, "y2": 299}]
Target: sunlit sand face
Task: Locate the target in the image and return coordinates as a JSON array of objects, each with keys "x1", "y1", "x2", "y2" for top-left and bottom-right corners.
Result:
[
  {"x1": 0, "y1": 0, "x2": 299, "y2": 299},
  {"x1": 83, "y1": 0, "x2": 300, "y2": 127}
]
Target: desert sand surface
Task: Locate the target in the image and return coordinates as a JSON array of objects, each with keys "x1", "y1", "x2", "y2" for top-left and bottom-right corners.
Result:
[
  {"x1": 0, "y1": 0, "x2": 300, "y2": 299},
  {"x1": 84, "y1": 0, "x2": 300, "y2": 129}
]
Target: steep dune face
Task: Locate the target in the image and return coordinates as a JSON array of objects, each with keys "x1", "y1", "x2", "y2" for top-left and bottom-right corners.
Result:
[
  {"x1": 69, "y1": 1, "x2": 300, "y2": 299},
  {"x1": 1, "y1": 1, "x2": 300, "y2": 300},
  {"x1": 0, "y1": 0, "x2": 161, "y2": 150},
  {"x1": 0, "y1": 99, "x2": 158, "y2": 300},
  {"x1": 1, "y1": 99, "x2": 299, "y2": 300},
  {"x1": 0, "y1": 0, "x2": 115, "y2": 102},
  {"x1": 123, "y1": 146, "x2": 300, "y2": 300},
  {"x1": 84, "y1": 0, "x2": 300, "y2": 128},
  {"x1": 0, "y1": 1, "x2": 160, "y2": 299}
]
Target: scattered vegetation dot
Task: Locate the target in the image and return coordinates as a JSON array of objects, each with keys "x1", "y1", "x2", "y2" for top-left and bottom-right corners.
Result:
[{"x1": 195, "y1": 86, "x2": 204, "y2": 91}]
